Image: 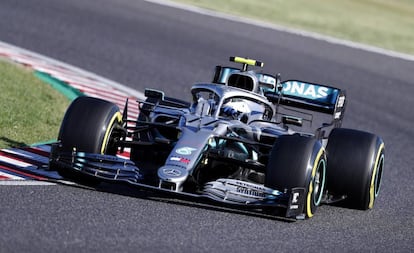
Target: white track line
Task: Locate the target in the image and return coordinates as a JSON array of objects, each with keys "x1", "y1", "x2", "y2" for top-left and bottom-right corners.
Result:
[
  {"x1": 145, "y1": 0, "x2": 414, "y2": 62},
  {"x1": 0, "y1": 180, "x2": 56, "y2": 186}
]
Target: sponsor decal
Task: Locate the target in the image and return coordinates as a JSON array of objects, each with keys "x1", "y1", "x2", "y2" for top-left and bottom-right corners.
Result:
[
  {"x1": 282, "y1": 81, "x2": 339, "y2": 105},
  {"x1": 162, "y1": 168, "x2": 182, "y2": 177},
  {"x1": 236, "y1": 186, "x2": 266, "y2": 198},
  {"x1": 337, "y1": 95, "x2": 346, "y2": 107},
  {"x1": 203, "y1": 179, "x2": 283, "y2": 204},
  {"x1": 292, "y1": 192, "x2": 300, "y2": 204},
  {"x1": 170, "y1": 156, "x2": 190, "y2": 164},
  {"x1": 290, "y1": 205, "x2": 299, "y2": 210},
  {"x1": 283, "y1": 81, "x2": 329, "y2": 99},
  {"x1": 175, "y1": 147, "x2": 197, "y2": 155},
  {"x1": 286, "y1": 188, "x2": 306, "y2": 216},
  {"x1": 257, "y1": 74, "x2": 276, "y2": 85},
  {"x1": 334, "y1": 112, "x2": 342, "y2": 119}
]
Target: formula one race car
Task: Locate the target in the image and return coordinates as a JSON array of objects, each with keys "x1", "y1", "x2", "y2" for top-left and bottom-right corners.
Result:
[{"x1": 49, "y1": 56, "x2": 385, "y2": 219}]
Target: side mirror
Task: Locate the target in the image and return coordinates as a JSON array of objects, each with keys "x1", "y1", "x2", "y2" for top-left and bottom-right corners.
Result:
[{"x1": 144, "y1": 88, "x2": 165, "y2": 101}]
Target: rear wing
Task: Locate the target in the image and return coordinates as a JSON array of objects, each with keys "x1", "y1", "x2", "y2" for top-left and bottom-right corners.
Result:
[
  {"x1": 266, "y1": 80, "x2": 346, "y2": 121},
  {"x1": 211, "y1": 57, "x2": 346, "y2": 124}
]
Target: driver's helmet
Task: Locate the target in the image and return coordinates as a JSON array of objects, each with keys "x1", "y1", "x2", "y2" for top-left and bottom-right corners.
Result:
[{"x1": 220, "y1": 98, "x2": 251, "y2": 121}]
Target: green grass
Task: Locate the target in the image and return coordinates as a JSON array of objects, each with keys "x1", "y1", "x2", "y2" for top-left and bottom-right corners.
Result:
[
  {"x1": 0, "y1": 60, "x2": 70, "y2": 148},
  {"x1": 174, "y1": 0, "x2": 414, "y2": 55}
]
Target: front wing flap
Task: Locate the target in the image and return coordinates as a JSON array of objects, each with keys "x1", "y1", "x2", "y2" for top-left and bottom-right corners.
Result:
[{"x1": 51, "y1": 151, "x2": 142, "y2": 182}]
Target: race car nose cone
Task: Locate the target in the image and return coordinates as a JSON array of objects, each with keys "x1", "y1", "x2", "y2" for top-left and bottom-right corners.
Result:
[{"x1": 158, "y1": 165, "x2": 188, "y2": 182}]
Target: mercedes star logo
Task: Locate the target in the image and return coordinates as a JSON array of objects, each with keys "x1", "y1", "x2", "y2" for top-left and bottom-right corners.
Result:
[{"x1": 163, "y1": 168, "x2": 182, "y2": 177}]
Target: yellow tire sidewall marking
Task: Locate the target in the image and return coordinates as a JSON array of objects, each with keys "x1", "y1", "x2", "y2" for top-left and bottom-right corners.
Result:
[
  {"x1": 368, "y1": 143, "x2": 385, "y2": 209},
  {"x1": 100, "y1": 111, "x2": 122, "y2": 154},
  {"x1": 306, "y1": 148, "x2": 324, "y2": 218}
]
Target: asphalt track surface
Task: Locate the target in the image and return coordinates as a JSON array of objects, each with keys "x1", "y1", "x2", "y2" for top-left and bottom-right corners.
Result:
[{"x1": 1, "y1": 0, "x2": 413, "y2": 252}]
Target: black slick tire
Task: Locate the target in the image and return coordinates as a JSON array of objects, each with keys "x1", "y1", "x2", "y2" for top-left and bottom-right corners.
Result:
[
  {"x1": 265, "y1": 135, "x2": 327, "y2": 218},
  {"x1": 326, "y1": 128, "x2": 385, "y2": 210},
  {"x1": 54, "y1": 96, "x2": 122, "y2": 183}
]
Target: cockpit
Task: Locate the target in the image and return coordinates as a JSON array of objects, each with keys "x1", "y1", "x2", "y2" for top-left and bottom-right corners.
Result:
[{"x1": 190, "y1": 84, "x2": 274, "y2": 122}]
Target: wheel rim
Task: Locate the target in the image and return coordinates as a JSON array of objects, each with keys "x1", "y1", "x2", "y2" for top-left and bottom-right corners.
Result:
[
  {"x1": 313, "y1": 158, "x2": 326, "y2": 206},
  {"x1": 105, "y1": 124, "x2": 120, "y2": 155},
  {"x1": 306, "y1": 148, "x2": 326, "y2": 218},
  {"x1": 374, "y1": 153, "x2": 384, "y2": 197}
]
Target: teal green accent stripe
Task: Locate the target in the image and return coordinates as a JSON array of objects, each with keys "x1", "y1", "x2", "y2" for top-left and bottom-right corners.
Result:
[
  {"x1": 34, "y1": 71, "x2": 84, "y2": 101},
  {"x1": 30, "y1": 139, "x2": 57, "y2": 147}
]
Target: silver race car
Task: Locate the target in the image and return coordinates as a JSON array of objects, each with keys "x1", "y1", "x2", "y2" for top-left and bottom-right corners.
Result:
[{"x1": 49, "y1": 56, "x2": 385, "y2": 220}]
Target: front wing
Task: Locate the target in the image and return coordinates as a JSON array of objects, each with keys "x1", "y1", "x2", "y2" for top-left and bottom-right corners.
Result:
[{"x1": 49, "y1": 149, "x2": 308, "y2": 219}]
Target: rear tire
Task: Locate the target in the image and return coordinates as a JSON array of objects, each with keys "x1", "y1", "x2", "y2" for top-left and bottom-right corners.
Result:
[
  {"x1": 326, "y1": 128, "x2": 385, "y2": 210},
  {"x1": 53, "y1": 96, "x2": 122, "y2": 184},
  {"x1": 265, "y1": 135, "x2": 327, "y2": 218}
]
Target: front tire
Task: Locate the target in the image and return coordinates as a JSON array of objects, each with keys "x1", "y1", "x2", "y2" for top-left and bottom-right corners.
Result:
[
  {"x1": 53, "y1": 96, "x2": 122, "y2": 183},
  {"x1": 265, "y1": 135, "x2": 327, "y2": 218}
]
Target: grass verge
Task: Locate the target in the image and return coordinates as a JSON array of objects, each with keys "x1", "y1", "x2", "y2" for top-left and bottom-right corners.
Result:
[
  {"x1": 173, "y1": 0, "x2": 414, "y2": 55},
  {"x1": 0, "y1": 60, "x2": 70, "y2": 148}
]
